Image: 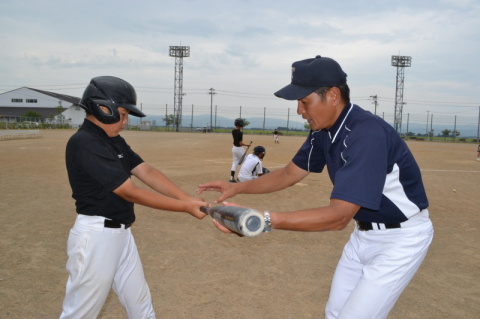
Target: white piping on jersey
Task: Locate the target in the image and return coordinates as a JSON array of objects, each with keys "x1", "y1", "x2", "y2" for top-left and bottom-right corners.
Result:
[
  {"x1": 334, "y1": 103, "x2": 353, "y2": 165},
  {"x1": 383, "y1": 163, "x2": 421, "y2": 218},
  {"x1": 331, "y1": 103, "x2": 353, "y2": 144},
  {"x1": 307, "y1": 103, "x2": 353, "y2": 172},
  {"x1": 340, "y1": 126, "x2": 351, "y2": 164},
  {"x1": 308, "y1": 135, "x2": 315, "y2": 172}
]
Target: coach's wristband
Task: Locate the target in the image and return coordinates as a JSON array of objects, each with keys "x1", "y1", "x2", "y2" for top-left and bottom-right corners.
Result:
[{"x1": 263, "y1": 211, "x2": 272, "y2": 233}]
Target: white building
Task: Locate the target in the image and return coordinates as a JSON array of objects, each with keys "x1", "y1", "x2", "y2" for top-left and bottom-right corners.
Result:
[{"x1": 0, "y1": 87, "x2": 84, "y2": 127}]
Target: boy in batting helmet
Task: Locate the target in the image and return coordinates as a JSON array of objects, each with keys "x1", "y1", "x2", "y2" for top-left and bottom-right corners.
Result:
[{"x1": 60, "y1": 76, "x2": 207, "y2": 318}]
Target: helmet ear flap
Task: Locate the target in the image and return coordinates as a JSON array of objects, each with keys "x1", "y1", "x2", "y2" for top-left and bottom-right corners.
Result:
[
  {"x1": 82, "y1": 98, "x2": 120, "y2": 124},
  {"x1": 91, "y1": 103, "x2": 120, "y2": 124}
]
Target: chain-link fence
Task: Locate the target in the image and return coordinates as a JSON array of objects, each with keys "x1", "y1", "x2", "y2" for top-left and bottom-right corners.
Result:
[{"x1": 2, "y1": 105, "x2": 479, "y2": 143}]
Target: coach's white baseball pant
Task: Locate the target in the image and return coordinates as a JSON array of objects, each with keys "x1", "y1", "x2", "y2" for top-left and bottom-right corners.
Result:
[
  {"x1": 325, "y1": 210, "x2": 434, "y2": 319},
  {"x1": 60, "y1": 214, "x2": 155, "y2": 319}
]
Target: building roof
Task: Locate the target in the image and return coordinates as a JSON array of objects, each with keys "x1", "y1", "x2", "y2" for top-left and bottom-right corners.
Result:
[
  {"x1": 0, "y1": 87, "x2": 81, "y2": 120},
  {"x1": 26, "y1": 87, "x2": 81, "y2": 105}
]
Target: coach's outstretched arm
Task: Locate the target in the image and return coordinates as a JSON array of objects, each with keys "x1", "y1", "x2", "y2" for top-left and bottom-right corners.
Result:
[{"x1": 197, "y1": 161, "x2": 308, "y2": 203}]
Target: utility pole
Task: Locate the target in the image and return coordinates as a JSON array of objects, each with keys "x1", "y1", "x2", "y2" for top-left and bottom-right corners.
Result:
[
  {"x1": 430, "y1": 113, "x2": 434, "y2": 141},
  {"x1": 287, "y1": 108, "x2": 290, "y2": 134},
  {"x1": 263, "y1": 107, "x2": 266, "y2": 132},
  {"x1": 208, "y1": 88, "x2": 216, "y2": 131},
  {"x1": 477, "y1": 106, "x2": 480, "y2": 143},
  {"x1": 165, "y1": 104, "x2": 168, "y2": 131},
  {"x1": 426, "y1": 111, "x2": 429, "y2": 139},
  {"x1": 190, "y1": 104, "x2": 193, "y2": 130},
  {"x1": 453, "y1": 115, "x2": 457, "y2": 142},
  {"x1": 406, "y1": 113, "x2": 410, "y2": 138},
  {"x1": 370, "y1": 95, "x2": 378, "y2": 115}
]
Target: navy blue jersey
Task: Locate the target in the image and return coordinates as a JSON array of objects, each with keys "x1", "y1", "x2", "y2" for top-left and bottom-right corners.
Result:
[
  {"x1": 292, "y1": 103, "x2": 428, "y2": 223},
  {"x1": 65, "y1": 119, "x2": 144, "y2": 224}
]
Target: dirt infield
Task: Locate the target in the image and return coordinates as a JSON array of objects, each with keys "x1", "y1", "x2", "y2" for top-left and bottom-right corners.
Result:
[{"x1": 1, "y1": 130, "x2": 479, "y2": 318}]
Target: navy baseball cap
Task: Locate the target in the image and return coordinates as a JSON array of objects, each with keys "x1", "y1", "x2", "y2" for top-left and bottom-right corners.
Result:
[{"x1": 274, "y1": 55, "x2": 347, "y2": 100}]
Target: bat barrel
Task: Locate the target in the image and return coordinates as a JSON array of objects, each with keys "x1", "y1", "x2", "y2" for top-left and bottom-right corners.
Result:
[{"x1": 201, "y1": 206, "x2": 265, "y2": 237}]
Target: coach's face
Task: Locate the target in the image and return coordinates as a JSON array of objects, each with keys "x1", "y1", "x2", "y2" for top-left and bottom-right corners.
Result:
[{"x1": 297, "y1": 87, "x2": 343, "y2": 131}]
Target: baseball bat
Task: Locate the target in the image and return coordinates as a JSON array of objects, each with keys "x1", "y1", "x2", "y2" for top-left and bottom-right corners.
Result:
[
  {"x1": 201, "y1": 206, "x2": 265, "y2": 237},
  {"x1": 238, "y1": 141, "x2": 253, "y2": 165}
]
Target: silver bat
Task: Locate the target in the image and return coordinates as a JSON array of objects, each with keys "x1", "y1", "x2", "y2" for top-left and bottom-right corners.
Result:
[
  {"x1": 238, "y1": 141, "x2": 253, "y2": 165},
  {"x1": 201, "y1": 206, "x2": 265, "y2": 237}
]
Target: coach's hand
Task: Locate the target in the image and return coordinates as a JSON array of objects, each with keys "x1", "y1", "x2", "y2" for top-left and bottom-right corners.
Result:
[{"x1": 197, "y1": 180, "x2": 238, "y2": 203}]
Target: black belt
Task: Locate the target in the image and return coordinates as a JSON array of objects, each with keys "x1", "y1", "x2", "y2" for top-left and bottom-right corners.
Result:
[
  {"x1": 357, "y1": 221, "x2": 401, "y2": 231},
  {"x1": 104, "y1": 219, "x2": 132, "y2": 229}
]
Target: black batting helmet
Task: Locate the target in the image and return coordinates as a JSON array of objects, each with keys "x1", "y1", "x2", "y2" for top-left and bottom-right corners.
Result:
[
  {"x1": 234, "y1": 118, "x2": 245, "y2": 127},
  {"x1": 79, "y1": 76, "x2": 146, "y2": 124},
  {"x1": 253, "y1": 146, "x2": 265, "y2": 154}
]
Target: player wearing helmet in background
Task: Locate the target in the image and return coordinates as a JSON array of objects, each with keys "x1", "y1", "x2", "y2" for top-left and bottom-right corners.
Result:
[
  {"x1": 230, "y1": 118, "x2": 250, "y2": 182},
  {"x1": 238, "y1": 146, "x2": 268, "y2": 182},
  {"x1": 60, "y1": 76, "x2": 207, "y2": 318}
]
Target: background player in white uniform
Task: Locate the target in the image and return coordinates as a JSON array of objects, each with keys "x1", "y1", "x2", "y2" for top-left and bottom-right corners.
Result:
[
  {"x1": 238, "y1": 146, "x2": 266, "y2": 182},
  {"x1": 272, "y1": 128, "x2": 279, "y2": 144},
  {"x1": 199, "y1": 55, "x2": 434, "y2": 319},
  {"x1": 60, "y1": 76, "x2": 207, "y2": 319}
]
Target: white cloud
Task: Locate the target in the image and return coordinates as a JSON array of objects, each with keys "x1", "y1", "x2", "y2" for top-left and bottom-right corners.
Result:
[{"x1": 0, "y1": 0, "x2": 478, "y2": 123}]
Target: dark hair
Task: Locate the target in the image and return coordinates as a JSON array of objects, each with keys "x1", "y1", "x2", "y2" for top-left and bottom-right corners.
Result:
[{"x1": 314, "y1": 84, "x2": 350, "y2": 103}]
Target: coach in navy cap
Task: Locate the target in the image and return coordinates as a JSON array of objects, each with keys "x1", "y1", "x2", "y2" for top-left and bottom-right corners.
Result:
[{"x1": 198, "y1": 54, "x2": 433, "y2": 319}]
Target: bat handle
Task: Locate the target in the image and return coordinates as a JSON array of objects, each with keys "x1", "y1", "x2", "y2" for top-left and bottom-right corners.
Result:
[{"x1": 200, "y1": 206, "x2": 210, "y2": 215}]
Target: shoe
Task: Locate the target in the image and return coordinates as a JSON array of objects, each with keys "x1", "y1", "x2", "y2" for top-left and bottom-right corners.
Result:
[
  {"x1": 229, "y1": 179, "x2": 237, "y2": 183},
  {"x1": 477, "y1": 158, "x2": 480, "y2": 161}
]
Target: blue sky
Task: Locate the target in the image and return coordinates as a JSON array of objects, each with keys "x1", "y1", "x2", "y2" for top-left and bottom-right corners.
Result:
[{"x1": 1, "y1": 0, "x2": 479, "y2": 130}]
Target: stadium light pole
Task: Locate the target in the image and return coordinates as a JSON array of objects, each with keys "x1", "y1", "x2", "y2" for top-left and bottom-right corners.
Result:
[
  {"x1": 391, "y1": 55, "x2": 411, "y2": 134},
  {"x1": 169, "y1": 45, "x2": 190, "y2": 132}
]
